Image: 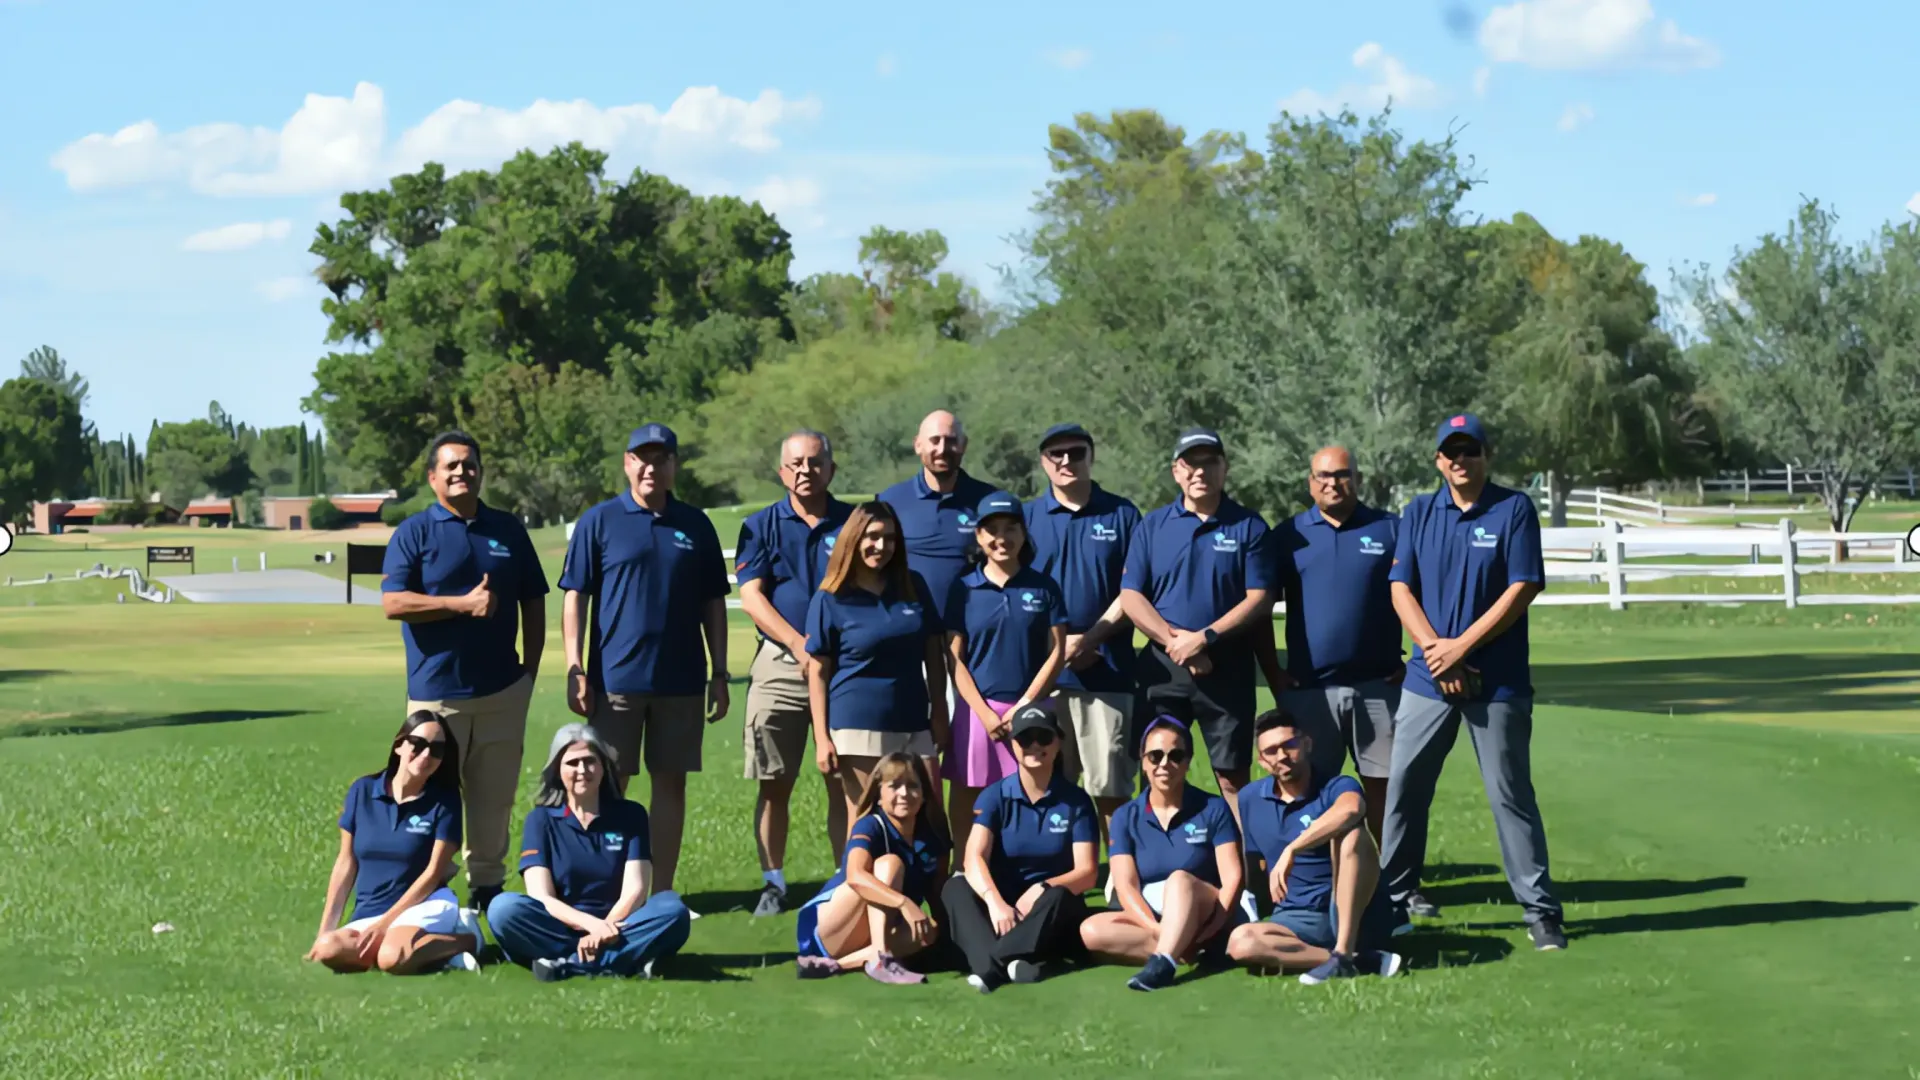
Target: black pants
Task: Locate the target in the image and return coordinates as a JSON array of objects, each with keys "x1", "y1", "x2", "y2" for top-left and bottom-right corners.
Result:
[{"x1": 940, "y1": 878, "x2": 1087, "y2": 978}]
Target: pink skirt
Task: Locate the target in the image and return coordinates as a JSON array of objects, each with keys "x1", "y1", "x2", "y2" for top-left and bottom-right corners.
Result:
[{"x1": 945, "y1": 697, "x2": 1027, "y2": 788}]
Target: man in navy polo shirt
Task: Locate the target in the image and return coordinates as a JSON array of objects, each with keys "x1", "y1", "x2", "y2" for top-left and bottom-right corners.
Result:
[
  {"x1": 560, "y1": 423, "x2": 730, "y2": 897},
  {"x1": 878, "y1": 410, "x2": 997, "y2": 629},
  {"x1": 383, "y1": 430, "x2": 550, "y2": 913},
  {"x1": 1274, "y1": 445, "x2": 1405, "y2": 841},
  {"x1": 1120, "y1": 427, "x2": 1279, "y2": 822},
  {"x1": 1228, "y1": 710, "x2": 1406, "y2": 983},
  {"x1": 1023, "y1": 422, "x2": 1143, "y2": 841},
  {"x1": 735, "y1": 429, "x2": 853, "y2": 916},
  {"x1": 1381, "y1": 413, "x2": 1566, "y2": 950}
]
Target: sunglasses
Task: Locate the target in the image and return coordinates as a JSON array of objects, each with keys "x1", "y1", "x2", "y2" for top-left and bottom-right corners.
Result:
[
  {"x1": 1439, "y1": 443, "x2": 1484, "y2": 460},
  {"x1": 401, "y1": 734, "x2": 447, "y2": 759},
  {"x1": 1014, "y1": 729, "x2": 1057, "y2": 748},
  {"x1": 1043, "y1": 445, "x2": 1090, "y2": 465},
  {"x1": 562, "y1": 756, "x2": 601, "y2": 771},
  {"x1": 1312, "y1": 469, "x2": 1354, "y2": 483},
  {"x1": 1145, "y1": 747, "x2": 1191, "y2": 767}
]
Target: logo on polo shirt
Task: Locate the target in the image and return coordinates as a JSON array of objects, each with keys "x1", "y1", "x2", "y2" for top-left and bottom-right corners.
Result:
[
  {"x1": 956, "y1": 511, "x2": 973, "y2": 533},
  {"x1": 1020, "y1": 590, "x2": 1047, "y2": 613},
  {"x1": 671, "y1": 529, "x2": 695, "y2": 551},
  {"x1": 1181, "y1": 821, "x2": 1209, "y2": 844},
  {"x1": 1471, "y1": 526, "x2": 1498, "y2": 549},
  {"x1": 604, "y1": 832, "x2": 625, "y2": 850},
  {"x1": 824, "y1": 535, "x2": 837, "y2": 551},
  {"x1": 1047, "y1": 811, "x2": 1071, "y2": 834},
  {"x1": 405, "y1": 814, "x2": 432, "y2": 835},
  {"x1": 1359, "y1": 536, "x2": 1386, "y2": 555},
  {"x1": 1211, "y1": 534, "x2": 1239, "y2": 553},
  {"x1": 1298, "y1": 813, "x2": 1316, "y2": 830},
  {"x1": 485, "y1": 537, "x2": 510, "y2": 558},
  {"x1": 1090, "y1": 523, "x2": 1119, "y2": 542},
  {"x1": 916, "y1": 848, "x2": 937, "y2": 872}
]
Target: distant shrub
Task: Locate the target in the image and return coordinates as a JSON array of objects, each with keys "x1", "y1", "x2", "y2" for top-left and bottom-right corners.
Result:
[
  {"x1": 307, "y1": 497, "x2": 352, "y2": 531},
  {"x1": 380, "y1": 489, "x2": 434, "y2": 526}
]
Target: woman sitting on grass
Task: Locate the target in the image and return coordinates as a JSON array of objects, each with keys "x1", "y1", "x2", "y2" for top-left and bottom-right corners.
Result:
[
  {"x1": 306, "y1": 710, "x2": 479, "y2": 975},
  {"x1": 794, "y1": 752, "x2": 951, "y2": 984},
  {"x1": 1079, "y1": 716, "x2": 1249, "y2": 992},
  {"x1": 486, "y1": 724, "x2": 692, "y2": 983}
]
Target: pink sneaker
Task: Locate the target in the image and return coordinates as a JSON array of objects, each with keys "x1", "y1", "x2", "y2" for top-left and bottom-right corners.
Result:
[
  {"x1": 795, "y1": 955, "x2": 841, "y2": 979},
  {"x1": 863, "y1": 952, "x2": 926, "y2": 985}
]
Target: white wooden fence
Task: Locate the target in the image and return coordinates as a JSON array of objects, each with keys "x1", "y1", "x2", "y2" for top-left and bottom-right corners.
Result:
[{"x1": 1540, "y1": 520, "x2": 1920, "y2": 609}]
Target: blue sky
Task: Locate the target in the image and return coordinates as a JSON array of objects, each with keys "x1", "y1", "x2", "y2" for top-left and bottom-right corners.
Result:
[{"x1": 2, "y1": 0, "x2": 1916, "y2": 441}]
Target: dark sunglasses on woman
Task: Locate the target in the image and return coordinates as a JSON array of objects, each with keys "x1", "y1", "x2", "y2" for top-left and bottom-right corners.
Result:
[
  {"x1": 401, "y1": 734, "x2": 447, "y2": 758},
  {"x1": 1145, "y1": 748, "x2": 1190, "y2": 766},
  {"x1": 1015, "y1": 729, "x2": 1057, "y2": 748}
]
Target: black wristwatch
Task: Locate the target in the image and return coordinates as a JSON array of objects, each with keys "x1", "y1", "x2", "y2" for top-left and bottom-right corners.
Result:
[{"x1": 1202, "y1": 628, "x2": 1220, "y2": 647}]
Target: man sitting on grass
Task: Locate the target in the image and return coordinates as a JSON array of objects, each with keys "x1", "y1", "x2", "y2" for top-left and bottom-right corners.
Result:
[{"x1": 1227, "y1": 709, "x2": 1406, "y2": 983}]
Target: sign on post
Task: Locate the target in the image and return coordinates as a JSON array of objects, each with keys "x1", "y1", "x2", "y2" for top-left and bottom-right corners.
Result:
[
  {"x1": 345, "y1": 543, "x2": 387, "y2": 604},
  {"x1": 146, "y1": 545, "x2": 195, "y2": 576}
]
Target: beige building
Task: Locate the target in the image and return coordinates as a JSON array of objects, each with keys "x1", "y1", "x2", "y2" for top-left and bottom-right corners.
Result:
[{"x1": 259, "y1": 493, "x2": 396, "y2": 530}]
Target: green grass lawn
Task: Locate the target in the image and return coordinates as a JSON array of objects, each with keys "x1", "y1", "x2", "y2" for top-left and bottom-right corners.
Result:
[{"x1": 1, "y1": 589, "x2": 1917, "y2": 1075}]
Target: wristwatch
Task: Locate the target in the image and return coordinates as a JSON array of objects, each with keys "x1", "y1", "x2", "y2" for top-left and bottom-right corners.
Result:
[{"x1": 1202, "y1": 628, "x2": 1220, "y2": 647}]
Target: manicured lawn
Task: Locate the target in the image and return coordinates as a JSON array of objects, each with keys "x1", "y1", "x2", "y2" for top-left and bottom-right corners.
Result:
[{"x1": 0, "y1": 598, "x2": 1916, "y2": 1076}]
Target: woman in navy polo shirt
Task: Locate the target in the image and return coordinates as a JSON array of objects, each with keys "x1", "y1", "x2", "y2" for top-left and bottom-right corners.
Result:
[
  {"x1": 794, "y1": 752, "x2": 951, "y2": 984},
  {"x1": 1080, "y1": 716, "x2": 1250, "y2": 992},
  {"x1": 943, "y1": 490, "x2": 1069, "y2": 849},
  {"x1": 940, "y1": 705, "x2": 1098, "y2": 992},
  {"x1": 306, "y1": 711, "x2": 479, "y2": 975},
  {"x1": 806, "y1": 501, "x2": 950, "y2": 833},
  {"x1": 485, "y1": 724, "x2": 693, "y2": 982}
]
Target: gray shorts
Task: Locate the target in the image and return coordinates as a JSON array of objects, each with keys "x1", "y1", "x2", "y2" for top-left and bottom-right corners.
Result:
[{"x1": 1277, "y1": 678, "x2": 1400, "y2": 779}]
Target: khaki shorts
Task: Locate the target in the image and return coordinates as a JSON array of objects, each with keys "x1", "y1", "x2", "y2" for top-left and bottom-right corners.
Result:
[
  {"x1": 594, "y1": 691, "x2": 705, "y2": 775},
  {"x1": 744, "y1": 641, "x2": 814, "y2": 781},
  {"x1": 830, "y1": 728, "x2": 937, "y2": 758},
  {"x1": 1058, "y1": 690, "x2": 1136, "y2": 800}
]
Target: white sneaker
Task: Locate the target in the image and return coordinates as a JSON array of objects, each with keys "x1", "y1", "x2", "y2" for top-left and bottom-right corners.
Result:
[
  {"x1": 444, "y1": 952, "x2": 479, "y2": 972},
  {"x1": 1006, "y1": 959, "x2": 1041, "y2": 984}
]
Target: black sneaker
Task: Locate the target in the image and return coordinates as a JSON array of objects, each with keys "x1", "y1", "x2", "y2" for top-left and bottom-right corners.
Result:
[
  {"x1": 1406, "y1": 891, "x2": 1440, "y2": 919},
  {"x1": 1298, "y1": 952, "x2": 1360, "y2": 986},
  {"x1": 1126, "y1": 954, "x2": 1178, "y2": 992},
  {"x1": 752, "y1": 884, "x2": 785, "y2": 918},
  {"x1": 531, "y1": 957, "x2": 581, "y2": 983},
  {"x1": 1528, "y1": 919, "x2": 1568, "y2": 951}
]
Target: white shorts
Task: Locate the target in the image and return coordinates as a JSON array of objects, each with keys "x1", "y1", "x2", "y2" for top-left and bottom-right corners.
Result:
[
  {"x1": 1117, "y1": 879, "x2": 1260, "y2": 922},
  {"x1": 343, "y1": 887, "x2": 462, "y2": 935}
]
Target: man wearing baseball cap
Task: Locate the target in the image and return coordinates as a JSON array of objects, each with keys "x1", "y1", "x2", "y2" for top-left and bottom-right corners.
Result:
[
  {"x1": 559, "y1": 422, "x2": 731, "y2": 899},
  {"x1": 1119, "y1": 426, "x2": 1278, "y2": 825},
  {"x1": 1023, "y1": 423, "x2": 1143, "y2": 847},
  {"x1": 1380, "y1": 412, "x2": 1566, "y2": 950}
]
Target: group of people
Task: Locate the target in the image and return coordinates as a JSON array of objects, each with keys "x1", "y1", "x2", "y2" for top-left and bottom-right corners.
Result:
[{"x1": 308, "y1": 405, "x2": 1568, "y2": 991}]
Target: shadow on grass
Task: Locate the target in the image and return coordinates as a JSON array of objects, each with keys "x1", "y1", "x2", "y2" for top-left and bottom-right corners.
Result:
[
  {"x1": 1401, "y1": 930, "x2": 1517, "y2": 969},
  {"x1": 659, "y1": 954, "x2": 752, "y2": 983},
  {"x1": 3, "y1": 708, "x2": 312, "y2": 739},
  {"x1": 1537, "y1": 652, "x2": 1920, "y2": 716},
  {"x1": 686, "y1": 881, "x2": 828, "y2": 917},
  {"x1": 1466, "y1": 899, "x2": 1916, "y2": 937},
  {"x1": 0, "y1": 669, "x2": 67, "y2": 683},
  {"x1": 1429, "y1": 875, "x2": 1749, "y2": 910},
  {"x1": 1424, "y1": 862, "x2": 1502, "y2": 884}
]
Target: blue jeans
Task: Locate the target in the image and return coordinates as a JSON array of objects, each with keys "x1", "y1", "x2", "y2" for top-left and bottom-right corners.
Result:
[{"x1": 486, "y1": 891, "x2": 691, "y2": 976}]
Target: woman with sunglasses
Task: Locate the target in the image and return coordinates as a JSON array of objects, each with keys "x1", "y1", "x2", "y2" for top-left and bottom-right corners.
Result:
[
  {"x1": 794, "y1": 752, "x2": 950, "y2": 984},
  {"x1": 306, "y1": 711, "x2": 479, "y2": 975},
  {"x1": 943, "y1": 490, "x2": 1069, "y2": 850},
  {"x1": 486, "y1": 724, "x2": 693, "y2": 982},
  {"x1": 940, "y1": 705, "x2": 1098, "y2": 992},
  {"x1": 1079, "y1": 716, "x2": 1249, "y2": 992}
]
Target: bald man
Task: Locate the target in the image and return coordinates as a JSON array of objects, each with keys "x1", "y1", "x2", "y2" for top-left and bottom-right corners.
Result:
[
  {"x1": 877, "y1": 411, "x2": 997, "y2": 629},
  {"x1": 1270, "y1": 447, "x2": 1404, "y2": 843}
]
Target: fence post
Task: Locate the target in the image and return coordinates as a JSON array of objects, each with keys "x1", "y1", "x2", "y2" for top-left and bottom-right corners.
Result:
[
  {"x1": 1779, "y1": 518, "x2": 1799, "y2": 609},
  {"x1": 1605, "y1": 520, "x2": 1626, "y2": 610},
  {"x1": 1785, "y1": 464, "x2": 1794, "y2": 496},
  {"x1": 1908, "y1": 468, "x2": 1916, "y2": 498},
  {"x1": 259, "y1": 552, "x2": 267, "y2": 571},
  {"x1": 1742, "y1": 469, "x2": 1751, "y2": 502}
]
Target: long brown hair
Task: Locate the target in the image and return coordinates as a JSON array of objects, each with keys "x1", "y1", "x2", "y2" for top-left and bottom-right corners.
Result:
[
  {"x1": 853, "y1": 752, "x2": 949, "y2": 845},
  {"x1": 819, "y1": 500, "x2": 913, "y2": 597}
]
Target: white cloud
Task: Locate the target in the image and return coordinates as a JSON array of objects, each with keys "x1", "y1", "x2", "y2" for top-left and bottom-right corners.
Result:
[
  {"x1": 1044, "y1": 47, "x2": 1092, "y2": 71},
  {"x1": 1480, "y1": 0, "x2": 1720, "y2": 71},
  {"x1": 1684, "y1": 192, "x2": 1718, "y2": 207},
  {"x1": 745, "y1": 175, "x2": 826, "y2": 228},
  {"x1": 1906, "y1": 192, "x2": 1920, "y2": 216},
  {"x1": 181, "y1": 219, "x2": 293, "y2": 252},
  {"x1": 876, "y1": 52, "x2": 897, "y2": 77},
  {"x1": 255, "y1": 276, "x2": 305, "y2": 302},
  {"x1": 1279, "y1": 42, "x2": 1443, "y2": 115},
  {"x1": 1557, "y1": 103, "x2": 1595, "y2": 131},
  {"x1": 1473, "y1": 65, "x2": 1493, "y2": 97},
  {"x1": 52, "y1": 83, "x2": 821, "y2": 197}
]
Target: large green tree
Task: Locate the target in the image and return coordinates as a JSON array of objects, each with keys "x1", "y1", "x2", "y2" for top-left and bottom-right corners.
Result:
[
  {"x1": 0, "y1": 378, "x2": 86, "y2": 521},
  {"x1": 456, "y1": 362, "x2": 631, "y2": 524},
  {"x1": 147, "y1": 417, "x2": 252, "y2": 509},
  {"x1": 1684, "y1": 200, "x2": 1920, "y2": 535},
  {"x1": 305, "y1": 143, "x2": 795, "y2": 490}
]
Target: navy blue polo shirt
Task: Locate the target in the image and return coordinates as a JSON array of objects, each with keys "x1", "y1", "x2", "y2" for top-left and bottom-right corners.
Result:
[
  {"x1": 1024, "y1": 486, "x2": 1142, "y2": 693},
  {"x1": 812, "y1": 812, "x2": 951, "y2": 906},
  {"x1": 949, "y1": 566, "x2": 1068, "y2": 700},
  {"x1": 878, "y1": 469, "x2": 997, "y2": 626},
  {"x1": 337, "y1": 774, "x2": 461, "y2": 921},
  {"x1": 516, "y1": 799, "x2": 652, "y2": 920},
  {"x1": 558, "y1": 492, "x2": 730, "y2": 696},
  {"x1": 382, "y1": 502, "x2": 550, "y2": 700},
  {"x1": 972, "y1": 774, "x2": 1098, "y2": 900},
  {"x1": 1389, "y1": 483, "x2": 1544, "y2": 702},
  {"x1": 1237, "y1": 773, "x2": 1363, "y2": 913},
  {"x1": 1275, "y1": 504, "x2": 1403, "y2": 686},
  {"x1": 734, "y1": 496, "x2": 853, "y2": 638},
  {"x1": 1121, "y1": 496, "x2": 1275, "y2": 671},
  {"x1": 804, "y1": 575, "x2": 944, "y2": 732},
  {"x1": 1108, "y1": 785, "x2": 1240, "y2": 888}
]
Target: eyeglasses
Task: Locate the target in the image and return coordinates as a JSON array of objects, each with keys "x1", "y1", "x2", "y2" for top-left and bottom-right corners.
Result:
[
  {"x1": 1312, "y1": 469, "x2": 1354, "y2": 483},
  {"x1": 1145, "y1": 748, "x2": 1191, "y2": 767},
  {"x1": 1015, "y1": 729, "x2": 1057, "y2": 748},
  {"x1": 1439, "y1": 443, "x2": 1484, "y2": 460},
  {"x1": 562, "y1": 756, "x2": 601, "y2": 771},
  {"x1": 401, "y1": 735, "x2": 447, "y2": 759},
  {"x1": 1043, "y1": 445, "x2": 1090, "y2": 465}
]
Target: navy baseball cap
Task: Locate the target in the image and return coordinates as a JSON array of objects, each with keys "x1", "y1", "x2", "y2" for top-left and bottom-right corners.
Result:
[
  {"x1": 627, "y1": 423, "x2": 678, "y2": 454},
  {"x1": 1009, "y1": 704, "x2": 1061, "y2": 739},
  {"x1": 975, "y1": 490, "x2": 1022, "y2": 523},
  {"x1": 1172, "y1": 426, "x2": 1225, "y2": 461},
  {"x1": 1039, "y1": 422, "x2": 1094, "y2": 451},
  {"x1": 1434, "y1": 413, "x2": 1489, "y2": 450}
]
